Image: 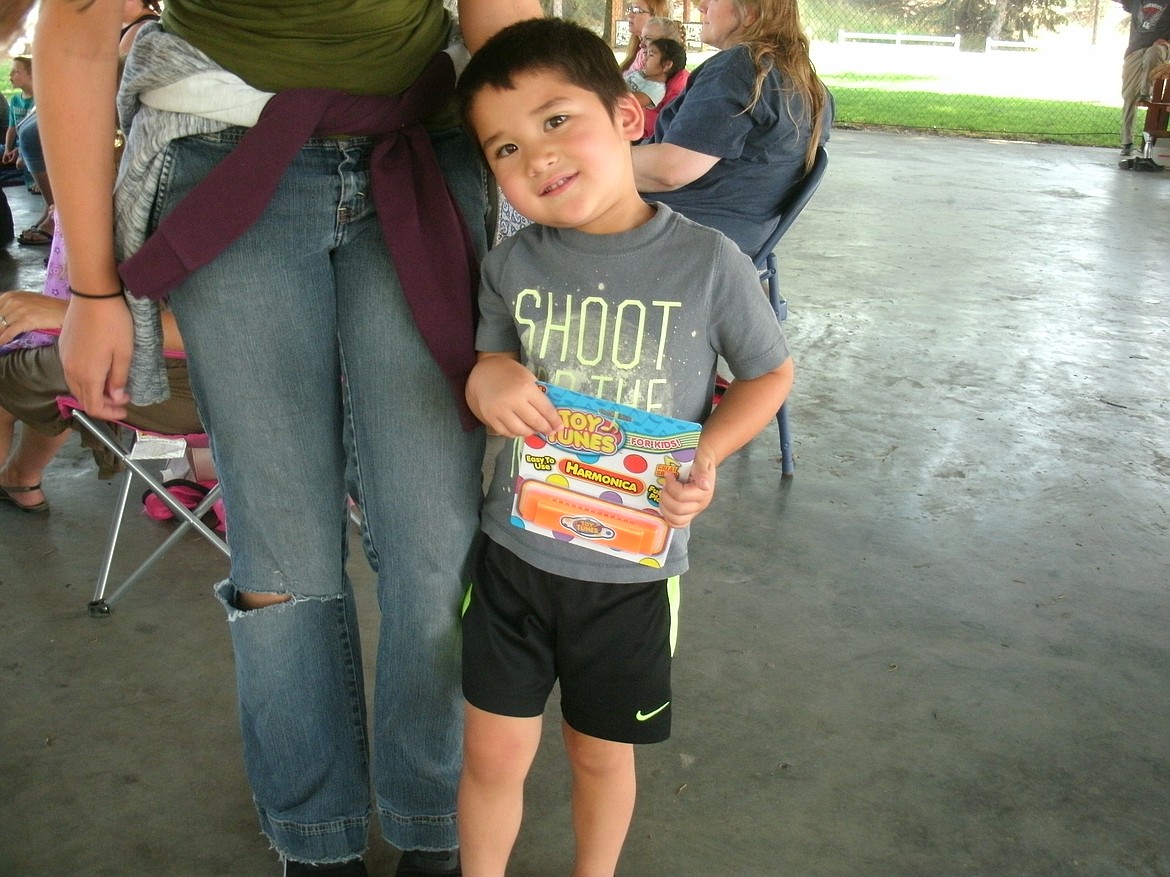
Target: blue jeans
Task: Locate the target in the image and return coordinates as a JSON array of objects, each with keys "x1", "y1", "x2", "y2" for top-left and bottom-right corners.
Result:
[
  {"x1": 16, "y1": 112, "x2": 45, "y2": 175},
  {"x1": 157, "y1": 127, "x2": 487, "y2": 862}
]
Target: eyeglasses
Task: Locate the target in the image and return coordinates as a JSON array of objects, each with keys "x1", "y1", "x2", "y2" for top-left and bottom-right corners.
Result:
[{"x1": 627, "y1": 6, "x2": 649, "y2": 14}]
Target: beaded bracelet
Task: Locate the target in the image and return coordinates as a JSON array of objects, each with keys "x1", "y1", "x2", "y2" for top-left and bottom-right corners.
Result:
[{"x1": 68, "y1": 285, "x2": 125, "y2": 300}]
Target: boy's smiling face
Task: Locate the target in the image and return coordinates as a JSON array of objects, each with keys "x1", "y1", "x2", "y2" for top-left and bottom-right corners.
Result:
[{"x1": 471, "y1": 70, "x2": 652, "y2": 236}]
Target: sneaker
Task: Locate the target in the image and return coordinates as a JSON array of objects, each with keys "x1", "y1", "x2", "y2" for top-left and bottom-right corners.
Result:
[
  {"x1": 394, "y1": 849, "x2": 461, "y2": 876},
  {"x1": 1120, "y1": 143, "x2": 1135, "y2": 158},
  {"x1": 284, "y1": 859, "x2": 368, "y2": 877}
]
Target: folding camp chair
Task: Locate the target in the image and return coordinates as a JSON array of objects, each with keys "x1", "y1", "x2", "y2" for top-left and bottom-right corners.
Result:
[
  {"x1": 57, "y1": 397, "x2": 230, "y2": 617},
  {"x1": 753, "y1": 144, "x2": 829, "y2": 477}
]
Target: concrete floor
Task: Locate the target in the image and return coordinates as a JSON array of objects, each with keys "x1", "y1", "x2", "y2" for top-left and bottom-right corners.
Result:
[{"x1": 2, "y1": 129, "x2": 1169, "y2": 877}]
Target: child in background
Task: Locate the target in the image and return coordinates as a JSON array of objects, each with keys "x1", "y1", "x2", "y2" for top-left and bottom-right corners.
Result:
[
  {"x1": 627, "y1": 37, "x2": 686, "y2": 108},
  {"x1": 455, "y1": 18, "x2": 794, "y2": 877},
  {"x1": 3, "y1": 56, "x2": 33, "y2": 184}
]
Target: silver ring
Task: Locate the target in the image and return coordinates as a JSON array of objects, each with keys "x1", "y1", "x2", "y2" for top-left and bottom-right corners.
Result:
[{"x1": 0, "y1": 315, "x2": 8, "y2": 328}]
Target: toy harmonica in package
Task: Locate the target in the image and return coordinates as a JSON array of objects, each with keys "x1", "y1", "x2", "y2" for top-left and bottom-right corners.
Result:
[{"x1": 510, "y1": 383, "x2": 702, "y2": 567}]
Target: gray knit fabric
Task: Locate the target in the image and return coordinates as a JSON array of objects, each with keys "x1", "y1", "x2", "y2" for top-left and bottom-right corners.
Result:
[{"x1": 117, "y1": 23, "x2": 267, "y2": 403}]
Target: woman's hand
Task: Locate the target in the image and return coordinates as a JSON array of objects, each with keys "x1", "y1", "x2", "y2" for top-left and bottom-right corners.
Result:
[
  {"x1": 0, "y1": 290, "x2": 68, "y2": 345},
  {"x1": 58, "y1": 297, "x2": 133, "y2": 421},
  {"x1": 466, "y1": 352, "x2": 561, "y2": 438}
]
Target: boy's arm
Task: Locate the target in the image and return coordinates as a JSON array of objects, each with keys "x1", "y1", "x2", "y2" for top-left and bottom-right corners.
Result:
[
  {"x1": 657, "y1": 357, "x2": 794, "y2": 528},
  {"x1": 466, "y1": 351, "x2": 561, "y2": 438}
]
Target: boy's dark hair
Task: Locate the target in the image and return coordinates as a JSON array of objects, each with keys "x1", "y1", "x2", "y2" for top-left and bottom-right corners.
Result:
[
  {"x1": 651, "y1": 38, "x2": 687, "y2": 77},
  {"x1": 12, "y1": 55, "x2": 31, "y2": 72},
  {"x1": 458, "y1": 18, "x2": 630, "y2": 137}
]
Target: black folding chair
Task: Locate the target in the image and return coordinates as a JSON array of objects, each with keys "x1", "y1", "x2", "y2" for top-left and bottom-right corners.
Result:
[{"x1": 753, "y1": 144, "x2": 829, "y2": 476}]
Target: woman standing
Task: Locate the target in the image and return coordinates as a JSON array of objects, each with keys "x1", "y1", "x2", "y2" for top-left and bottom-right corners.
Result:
[
  {"x1": 633, "y1": 0, "x2": 831, "y2": 257},
  {"x1": 32, "y1": 0, "x2": 538, "y2": 874}
]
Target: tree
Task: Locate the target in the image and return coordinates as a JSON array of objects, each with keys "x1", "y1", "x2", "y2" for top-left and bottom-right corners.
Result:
[{"x1": 866, "y1": 0, "x2": 1068, "y2": 41}]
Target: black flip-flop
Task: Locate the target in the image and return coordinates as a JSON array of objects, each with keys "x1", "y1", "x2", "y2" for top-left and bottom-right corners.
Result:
[{"x1": 17, "y1": 226, "x2": 53, "y2": 246}]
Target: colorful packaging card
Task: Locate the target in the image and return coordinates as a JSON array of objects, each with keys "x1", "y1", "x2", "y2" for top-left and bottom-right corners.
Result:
[{"x1": 510, "y1": 383, "x2": 702, "y2": 567}]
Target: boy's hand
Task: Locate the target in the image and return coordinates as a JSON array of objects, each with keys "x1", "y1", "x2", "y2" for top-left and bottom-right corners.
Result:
[
  {"x1": 466, "y1": 352, "x2": 561, "y2": 438},
  {"x1": 655, "y1": 359, "x2": 793, "y2": 529},
  {"x1": 658, "y1": 452, "x2": 716, "y2": 528},
  {"x1": 2, "y1": 148, "x2": 17, "y2": 165}
]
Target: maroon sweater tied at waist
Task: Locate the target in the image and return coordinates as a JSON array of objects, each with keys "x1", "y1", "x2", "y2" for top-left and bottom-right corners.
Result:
[{"x1": 119, "y1": 52, "x2": 480, "y2": 429}]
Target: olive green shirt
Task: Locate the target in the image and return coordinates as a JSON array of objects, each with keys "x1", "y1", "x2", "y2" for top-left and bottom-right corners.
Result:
[{"x1": 161, "y1": 0, "x2": 451, "y2": 96}]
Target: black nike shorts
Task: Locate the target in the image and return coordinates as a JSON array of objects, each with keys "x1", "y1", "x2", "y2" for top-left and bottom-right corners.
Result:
[{"x1": 462, "y1": 536, "x2": 676, "y2": 744}]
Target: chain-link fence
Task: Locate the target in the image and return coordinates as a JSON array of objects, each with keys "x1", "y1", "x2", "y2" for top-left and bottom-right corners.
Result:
[
  {"x1": 1, "y1": 1, "x2": 1136, "y2": 147},
  {"x1": 547, "y1": 0, "x2": 1134, "y2": 146}
]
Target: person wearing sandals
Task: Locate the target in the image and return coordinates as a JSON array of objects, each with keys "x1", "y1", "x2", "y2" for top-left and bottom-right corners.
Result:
[
  {"x1": 0, "y1": 219, "x2": 199, "y2": 514},
  {"x1": 3, "y1": 56, "x2": 48, "y2": 242},
  {"x1": 13, "y1": 108, "x2": 55, "y2": 246},
  {"x1": 0, "y1": 298, "x2": 199, "y2": 514}
]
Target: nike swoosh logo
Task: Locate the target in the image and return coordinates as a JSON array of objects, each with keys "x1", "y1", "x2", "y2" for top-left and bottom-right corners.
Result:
[{"x1": 635, "y1": 702, "x2": 670, "y2": 721}]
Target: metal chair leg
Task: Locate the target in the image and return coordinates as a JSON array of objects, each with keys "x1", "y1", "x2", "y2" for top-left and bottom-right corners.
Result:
[
  {"x1": 88, "y1": 468, "x2": 136, "y2": 616},
  {"x1": 777, "y1": 400, "x2": 794, "y2": 477},
  {"x1": 72, "y1": 408, "x2": 230, "y2": 616}
]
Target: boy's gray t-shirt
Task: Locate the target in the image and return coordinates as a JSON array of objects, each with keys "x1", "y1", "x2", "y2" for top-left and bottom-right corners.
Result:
[{"x1": 477, "y1": 203, "x2": 790, "y2": 583}]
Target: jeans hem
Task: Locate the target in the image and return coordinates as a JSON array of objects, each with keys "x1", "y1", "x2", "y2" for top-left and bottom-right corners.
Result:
[
  {"x1": 376, "y1": 804, "x2": 458, "y2": 852},
  {"x1": 260, "y1": 810, "x2": 370, "y2": 863}
]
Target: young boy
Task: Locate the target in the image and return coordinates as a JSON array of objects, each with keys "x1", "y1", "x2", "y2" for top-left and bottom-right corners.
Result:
[
  {"x1": 456, "y1": 18, "x2": 794, "y2": 877},
  {"x1": 3, "y1": 56, "x2": 33, "y2": 172}
]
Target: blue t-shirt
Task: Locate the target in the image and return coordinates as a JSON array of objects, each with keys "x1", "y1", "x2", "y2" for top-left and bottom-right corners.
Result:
[
  {"x1": 648, "y1": 45, "x2": 830, "y2": 258},
  {"x1": 7, "y1": 94, "x2": 33, "y2": 130}
]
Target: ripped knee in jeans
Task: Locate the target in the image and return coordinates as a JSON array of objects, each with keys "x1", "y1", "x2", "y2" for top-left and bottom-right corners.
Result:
[
  {"x1": 236, "y1": 591, "x2": 293, "y2": 611},
  {"x1": 214, "y1": 580, "x2": 347, "y2": 621}
]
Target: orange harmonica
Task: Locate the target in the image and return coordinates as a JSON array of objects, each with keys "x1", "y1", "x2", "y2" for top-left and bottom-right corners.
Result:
[{"x1": 515, "y1": 479, "x2": 669, "y2": 557}]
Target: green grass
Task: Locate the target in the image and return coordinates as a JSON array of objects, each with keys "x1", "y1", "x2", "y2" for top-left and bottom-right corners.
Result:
[
  {"x1": 827, "y1": 72, "x2": 941, "y2": 84},
  {"x1": 0, "y1": 57, "x2": 1117, "y2": 149},
  {"x1": 826, "y1": 85, "x2": 1120, "y2": 147},
  {"x1": 1, "y1": 59, "x2": 12, "y2": 101}
]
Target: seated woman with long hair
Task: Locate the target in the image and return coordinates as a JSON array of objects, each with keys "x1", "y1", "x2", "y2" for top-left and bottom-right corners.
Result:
[{"x1": 633, "y1": 0, "x2": 832, "y2": 258}]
